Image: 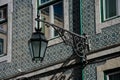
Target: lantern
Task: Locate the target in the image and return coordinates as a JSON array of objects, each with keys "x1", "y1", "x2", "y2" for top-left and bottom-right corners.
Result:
[{"x1": 28, "y1": 31, "x2": 48, "y2": 62}]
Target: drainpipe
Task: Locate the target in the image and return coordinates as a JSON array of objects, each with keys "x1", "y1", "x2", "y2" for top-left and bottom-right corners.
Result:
[
  {"x1": 80, "y1": 1, "x2": 85, "y2": 80},
  {"x1": 80, "y1": 0, "x2": 83, "y2": 35},
  {"x1": 80, "y1": 1, "x2": 84, "y2": 80}
]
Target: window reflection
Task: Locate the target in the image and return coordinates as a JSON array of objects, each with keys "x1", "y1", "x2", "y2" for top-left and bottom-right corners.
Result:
[{"x1": 39, "y1": 1, "x2": 64, "y2": 39}]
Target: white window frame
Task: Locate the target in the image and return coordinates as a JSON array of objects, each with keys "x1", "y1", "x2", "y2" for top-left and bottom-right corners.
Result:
[
  {"x1": 0, "y1": 0, "x2": 13, "y2": 62},
  {"x1": 32, "y1": 0, "x2": 70, "y2": 46},
  {"x1": 95, "y1": 0, "x2": 120, "y2": 33}
]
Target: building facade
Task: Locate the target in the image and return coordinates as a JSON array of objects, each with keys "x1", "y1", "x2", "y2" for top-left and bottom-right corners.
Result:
[
  {"x1": 82, "y1": 0, "x2": 120, "y2": 80},
  {"x1": 0, "y1": 0, "x2": 120, "y2": 80}
]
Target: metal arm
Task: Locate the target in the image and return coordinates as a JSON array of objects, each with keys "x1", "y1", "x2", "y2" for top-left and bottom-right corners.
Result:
[{"x1": 35, "y1": 16, "x2": 90, "y2": 60}]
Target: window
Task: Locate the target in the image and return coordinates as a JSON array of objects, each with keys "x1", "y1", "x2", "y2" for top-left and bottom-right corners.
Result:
[
  {"x1": 32, "y1": 0, "x2": 69, "y2": 45},
  {"x1": 95, "y1": 0, "x2": 120, "y2": 33},
  {"x1": 0, "y1": 4, "x2": 7, "y2": 23},
  {"x1": 38, "y1": 0, "x2": 64, "y2": 39},
  {"x1": 0, "y1": 4, "x2": 8, "y2": 56},
  {"x1": 0, "y1": 38, "x2": 3, "y2": 55},
  {"x1": 0, "y1": 0, "x2": 13, "y2": 62},
  {"x1": 104, "y1": 68, "x2": 120, "y2": 80},
  {"x1": 97, "y1": 57, "x2": 120, "y2": 80},
  {"x1": 101, "y1": 0, "x2": 120, "y2": 21}
]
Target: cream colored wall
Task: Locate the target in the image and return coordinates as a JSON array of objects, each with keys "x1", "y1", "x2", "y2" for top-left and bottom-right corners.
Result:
[
  {"x1": 13, "y1": 60, "x2": 75, "y2": 80},
  {"x1": 87, "y1": 46, "x2": 120, "y2": 60}
]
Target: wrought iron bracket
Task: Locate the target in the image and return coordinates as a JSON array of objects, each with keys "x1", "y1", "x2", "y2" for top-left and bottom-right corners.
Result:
[{"x1": 35, "y1": 16, "x2": 90, "y2": 63}]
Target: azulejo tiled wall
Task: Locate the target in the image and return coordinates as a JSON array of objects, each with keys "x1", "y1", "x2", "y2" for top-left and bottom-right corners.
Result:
[
  {"x1": 82, "y1": 0, "x2": 120, "y2": 50},
  {"x1": 82, "y1": 0, "x2": 96, "y2": 36},
  {"x1": 83, "y1": 62, "x2": 106, "y2": 80},
  {"x1": 90, "y1": 24, "x2": 120, "y2": 50},
  {"x1": 83, "y1": 64, "x2": 97, "y2": 80},
  {"x1": 82, "y1": 0, "x2": 120, "y2": 80},
  {"x1": 0, "y1": 0, "x2": 73, "y2": 79}
]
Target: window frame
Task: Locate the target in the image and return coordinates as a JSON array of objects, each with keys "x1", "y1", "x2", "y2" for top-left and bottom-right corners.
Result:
[
  {"x1": 0, "y1": 0, "x2": 13, "y2": 62},
  {"x1": 97, "y1": 57, "x2": 120, "y2": 80},
  {"x1": 95, "y1": 0, "x2": 120, "y2": 33},
  {"x1": 38, "y1": 0, "x2": 64, "y2": 39},
  {"x1": 101, "y1": 0, "x2": 120, "y2": 22},
  {"x1": 0, "y1": 4, "x2": 7, "y2": 23}
]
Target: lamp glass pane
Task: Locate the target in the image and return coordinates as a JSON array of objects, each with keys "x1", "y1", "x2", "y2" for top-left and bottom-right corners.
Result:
[
  {"x1": 28, "y1": 42, "x2": 34, "y2": 58},
  {"x1": 31, "y1": 41, "x2": 41, "y2": 57},
  {"x1": 40, "y1": 41, "x2": 47, "y2": 58}
]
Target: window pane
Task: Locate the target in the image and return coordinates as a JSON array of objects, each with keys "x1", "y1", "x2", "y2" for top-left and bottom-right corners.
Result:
[
  {"x1": 105, "y1": 68, "x2": 120, "y2": 80},
  {"x1": 3, "y1": 7, "x2": 7, "y2": 19},
  {"x1": 0, "y1": 10, "x2": 2, "y2": 19},
  {"x1": 41, "y1": 0, "x2": 49, "y2": 4},
  {"x1": 0, "y1": 23, "x2": 7, "y2": 55},
  {"x1": 109, "y1": 72, "x2": 120, "y2": 80},
  {"x1": 0, "y1": 39, "x2": 3, "y2": 55},
  {"x1": 105, "y1": 0, "x2": 117, "y2": 18},
  {"x1": 54, "y1": 2, "x2": 64, "y2": 36},
  {"x1": 54, "y1": 2, "x2": 63, "y2": 19},
  {"x1": 0, "y1": 5, "x2": 7, "y2": 22}
]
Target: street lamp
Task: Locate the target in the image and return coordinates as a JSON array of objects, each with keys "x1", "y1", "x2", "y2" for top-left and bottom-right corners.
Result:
[
  {"x1": 28, "y1": 14, "x2": 89, "y2": 62},
  {"x1": 28, "y1": 15, "x2": 48, "y2": 62},
  {"x1": 27, "y1": 14, "x2": 89, "y2": 80},
  {"x1": 27, "y1": 1, "x2": 89, "y2": 80}
]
